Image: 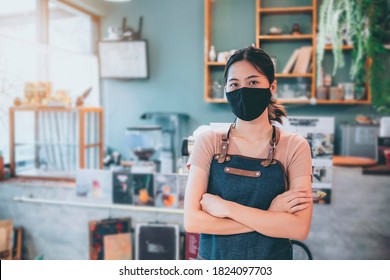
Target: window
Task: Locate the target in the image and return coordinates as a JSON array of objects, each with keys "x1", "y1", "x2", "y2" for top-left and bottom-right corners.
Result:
[
  {"x1": 0, "y1": 0, "x2": 100, "y2": 164},
  {"x1": 0, "y1": 0, "x2": 38, "y2": 42},
  {"x1": 49, "y1": 0, "x2": 97, "y2": 54}
]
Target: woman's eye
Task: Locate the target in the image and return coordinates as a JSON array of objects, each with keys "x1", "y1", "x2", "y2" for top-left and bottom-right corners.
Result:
[
  {"x1": 249, "y1": 80, "x2": 258, "y2": 86},
  {"x1": 229, "y1": 83, "x2": 238, "y2": 88}
]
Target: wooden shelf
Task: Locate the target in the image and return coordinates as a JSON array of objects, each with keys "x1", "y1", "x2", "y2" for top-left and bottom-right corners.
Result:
[
  {"x1": 205, "y1": 98, "x2": 371, "y2": 105},
  {"x1": 205, "y1": 97, "x2": 227, "y2": 103},
  {"x1": 324, "y1": 45, "x2": 353, "y2": 50},
  {"x1": 258, "y1": 6, "x2": 313, "y2": 14},
  {"x1": 276, "y1": 73, "x2": 313, "y2": 78},
  {"x1": 258, "y1": 34, "x2": 314, "y2": 40},
  {"x1": 206, "y1": 61, "x2": 226, "y2": 66},
  {"x1": 278, "y1": 99, "x2": 310, "y2": 104},
  {"x1": 316, "y1": 99, "x2": 371, "y2": 104}
]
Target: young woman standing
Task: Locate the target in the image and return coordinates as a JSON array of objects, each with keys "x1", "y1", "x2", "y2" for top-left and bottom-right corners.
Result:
[{"x1": 184, "y1": 46, "x2": 313, "y2": 260}]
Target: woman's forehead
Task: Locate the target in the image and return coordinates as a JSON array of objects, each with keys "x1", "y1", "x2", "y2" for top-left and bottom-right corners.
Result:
[{"x1": 227, "y1": 60, "x2": 265, "y2": 78}]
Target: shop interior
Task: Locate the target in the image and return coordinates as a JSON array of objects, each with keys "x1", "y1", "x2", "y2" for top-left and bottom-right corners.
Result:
[{"x1": 0, "y1": 0, "x2": 390, "y2": 260}]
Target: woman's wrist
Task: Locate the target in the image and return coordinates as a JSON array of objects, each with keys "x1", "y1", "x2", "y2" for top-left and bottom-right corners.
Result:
[{"x1": 226, "y1": 200, "x2": 238, "y2": 218}]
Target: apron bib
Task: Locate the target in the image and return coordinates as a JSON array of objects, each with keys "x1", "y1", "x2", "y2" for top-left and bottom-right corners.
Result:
[{"x1": 198, "y1": 124, "x2": 292, "y2": 260}]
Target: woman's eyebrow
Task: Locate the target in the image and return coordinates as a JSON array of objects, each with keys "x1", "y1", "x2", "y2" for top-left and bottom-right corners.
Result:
[
  {"x1": 227, "y1": 78, "x2": 239, "y2": 82},
  {"x1": 246, "y1": 75, "x2": 261, "y2": 80}
]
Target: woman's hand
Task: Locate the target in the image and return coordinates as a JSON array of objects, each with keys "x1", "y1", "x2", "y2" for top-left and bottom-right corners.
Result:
[
  {"x1": 268, "y1": 187, "x2": 312, "y2": 214},
  {"x1": 200, "y1": 193, "x2": 232, "y2": 218}
]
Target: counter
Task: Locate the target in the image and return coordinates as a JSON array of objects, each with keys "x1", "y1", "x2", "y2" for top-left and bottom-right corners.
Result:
[{"x1": 0, "y1": 166, "x2": 389, "y2": 259}]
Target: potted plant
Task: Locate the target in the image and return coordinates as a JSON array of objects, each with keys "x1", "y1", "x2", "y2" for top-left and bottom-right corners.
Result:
[{"x1": 317, "y1": 0, "x2": 390, "y2": 113}]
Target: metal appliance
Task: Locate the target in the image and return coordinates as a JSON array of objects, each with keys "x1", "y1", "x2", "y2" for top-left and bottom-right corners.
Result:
[
  {"x1": 125, "y1": 126, "x2": 162, "y2": 173},
  {"x1": 140, "y1": 112, "x2": 189, "y2": 173},
  {"x1": 339, "y1": 123, "x2": 379, "y2": 159}
]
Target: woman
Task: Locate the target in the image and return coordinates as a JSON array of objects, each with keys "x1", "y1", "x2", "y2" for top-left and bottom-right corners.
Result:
[{"x1": 184, "y1": 46, "x2": 313, "y2": 260}]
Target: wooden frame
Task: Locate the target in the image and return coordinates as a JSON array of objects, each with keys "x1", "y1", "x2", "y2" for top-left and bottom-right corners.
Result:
[
  {"x1": 99, "y1": 40, "x2": 149, "y2": 79},
  {"x1": 9, "y1": 106, "x2": 104, "y2": 182}
]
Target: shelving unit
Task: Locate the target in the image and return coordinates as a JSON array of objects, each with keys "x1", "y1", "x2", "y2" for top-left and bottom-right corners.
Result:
[
  {"x1": 204, "y1": 0, "x2": 372, "y2": 105},
  {"x1": 256, "y1": 0, "x2": 317, "y2": 104}
]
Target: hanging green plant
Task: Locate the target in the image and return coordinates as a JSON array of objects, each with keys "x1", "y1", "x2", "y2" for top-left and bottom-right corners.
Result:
[
  {"x1": 317, "y1": 0, "x2": 390, "y2": 113},
  {"x1": 366, "y1": 0, "x2": 390, "y2": 113}
]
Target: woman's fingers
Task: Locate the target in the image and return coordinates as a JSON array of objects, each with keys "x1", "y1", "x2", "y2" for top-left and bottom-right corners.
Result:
[
  {"x1": 288, "y1": 196, "x2": 312, "y2": 207},
  {"x1": 289, "y1": 202, "x2": 310, "y2": 214},
  {"x1": 286, "y1": 196, "x2": 312, "y2": 213},
  {"x1": 283, "y1": 189, "x2": 311, "y2": 202}
]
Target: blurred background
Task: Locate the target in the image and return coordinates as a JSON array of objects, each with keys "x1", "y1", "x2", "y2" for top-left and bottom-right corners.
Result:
[{"x1": 0, "y1": 0, "x2": 389, "y2": 260}]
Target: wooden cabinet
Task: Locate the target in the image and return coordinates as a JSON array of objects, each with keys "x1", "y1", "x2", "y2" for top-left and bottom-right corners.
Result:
[
  {"x1": 9, "y1": 106, "x2": 104, "y2": 181},
  {"x1": 204, "y1": 0, "x2": 371, "y2": 105}
]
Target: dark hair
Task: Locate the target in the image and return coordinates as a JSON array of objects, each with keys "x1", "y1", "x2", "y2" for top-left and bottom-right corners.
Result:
[{"x1": 223, "y1": 46, "x2": 287, "y2": 124}]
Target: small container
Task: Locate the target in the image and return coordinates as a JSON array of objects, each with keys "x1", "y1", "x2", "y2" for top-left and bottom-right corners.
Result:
[
  {"x1": 212, "y1": 80, "x2": 224, "y2": 99},
  {"x1": 354, "y1": 85, "x2": 366, "y2": 100},
  {"x1": 324, "y1": 74, "x2": 332, "y2": 87},
  {"x1": 209, "y1": 45, "x2": 217, "y2": 62},
  {"x1": 217, "y1": 52, "x2": 227, "y2": 62},
  {"x1": 270, "y1": 56, "x2": 278, "y2": 72},
  {"x1": 342, "y1": 83, "x2": 355, "y2": 100},
  {"x1": 329, "y1": 86, "x2": 344, "y2": 100},
  {"x1": 279, "y1": 84, "x2": 294, "y2": 99},
  {"x1": 316, "y1": 86, "x2": 328, "y2": 100}
]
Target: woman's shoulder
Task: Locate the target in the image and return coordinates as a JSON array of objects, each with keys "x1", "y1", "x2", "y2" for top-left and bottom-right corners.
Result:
[
  {"x1": 194, "y1": 126, "x2": 217, "y2": 142},
  {"x1": 278, "y1": 127, "x2": 310, "y2": 149},
  {"x1": 193, "y1": 125, "x2": 227, "y2": 153}
]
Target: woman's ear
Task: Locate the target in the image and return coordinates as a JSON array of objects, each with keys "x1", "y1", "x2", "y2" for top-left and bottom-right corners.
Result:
[{"x1": 270, "y1": 80, "x2": 277, "y2": 95}]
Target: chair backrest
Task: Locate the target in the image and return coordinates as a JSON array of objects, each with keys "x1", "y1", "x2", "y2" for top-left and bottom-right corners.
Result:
[{"x1": 291, "y1": 240, "x2": 313, "y2": 260}]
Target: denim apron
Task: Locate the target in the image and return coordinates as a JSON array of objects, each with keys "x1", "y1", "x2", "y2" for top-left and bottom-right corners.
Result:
[{"x1": 198, "y1": 125, "x2": 292, "y2": 260}]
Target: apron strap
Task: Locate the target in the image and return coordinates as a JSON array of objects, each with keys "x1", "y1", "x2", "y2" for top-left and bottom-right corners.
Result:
[
  {"x1": 216, "y1": 124, "x2": 280, "y2": 166},
  {"x1": 217, "y1": 124, "x2": 233, "y2": 163},
  {"x1": 261, "y1": 126, "x2": 280, "y2": 167}
]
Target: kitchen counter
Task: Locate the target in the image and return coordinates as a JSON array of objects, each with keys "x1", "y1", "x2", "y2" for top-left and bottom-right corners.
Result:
[{"x1": 1, "y1": 166, "x2": 389, "y2": 259}]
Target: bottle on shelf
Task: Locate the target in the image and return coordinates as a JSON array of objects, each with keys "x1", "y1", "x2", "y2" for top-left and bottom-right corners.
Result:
[
  {"x1": 296, "y1": 77, "x2": 310, "y2": 99},
  {"x1": 270, "y1": 56, "x2": 278, "y2": 72},
  {"x1": 208, "y1": 45, "x2": 217, "y2": 62},
  {"x1": 279, "y1": 84, "x2": 295, "y2": 99},
  {"x1": 212, "y1": 80, "x2": 224, "y2": 99}
]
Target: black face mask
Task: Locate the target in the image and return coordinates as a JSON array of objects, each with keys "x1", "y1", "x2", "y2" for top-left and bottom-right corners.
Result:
[{"x1": 226, "y1": 87, "x2": 272, "y2": 121}]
